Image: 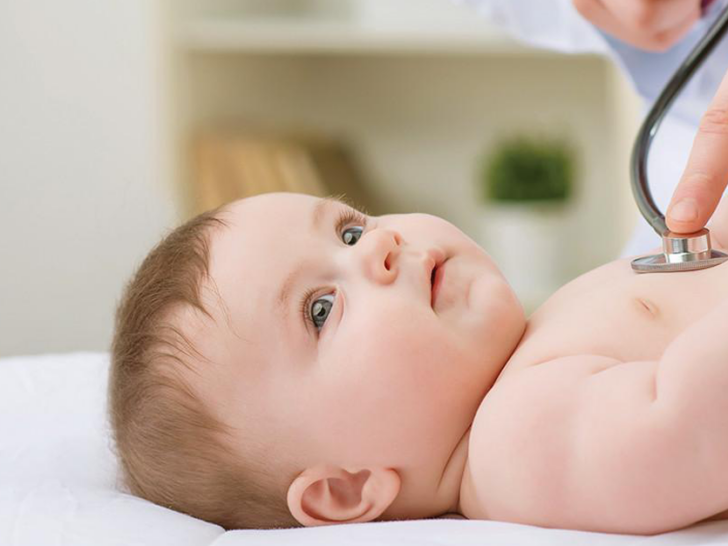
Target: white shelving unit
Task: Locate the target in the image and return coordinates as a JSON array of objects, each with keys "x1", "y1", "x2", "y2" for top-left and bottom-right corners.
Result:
[
  {"x1": 172, "y1": 0, "x2": 562, "y2": 56},
  {"x1": 175, "y1": 16, "x2": 540, "y2": 55}
]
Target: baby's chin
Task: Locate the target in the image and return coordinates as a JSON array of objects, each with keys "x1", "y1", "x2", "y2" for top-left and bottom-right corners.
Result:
[
  {"x1": 473, "y1": 273, "x2": 526, "y2": 351},
  {"x1": 443, "y1": 245, "x2": 523, "y2": 333}
]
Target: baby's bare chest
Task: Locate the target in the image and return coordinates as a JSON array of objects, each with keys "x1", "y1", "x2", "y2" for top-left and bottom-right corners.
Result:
[{"x1": 498, "y1": 257, "x2": 728, "y2": 380}]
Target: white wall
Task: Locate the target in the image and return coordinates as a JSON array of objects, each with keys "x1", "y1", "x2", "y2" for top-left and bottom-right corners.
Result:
[{"x1": 0, "y1": 0, "x2": 178, "y2": 357}]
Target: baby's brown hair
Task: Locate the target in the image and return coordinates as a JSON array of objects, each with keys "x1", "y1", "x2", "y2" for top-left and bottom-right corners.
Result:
[{"x1": 108, "y1": 204, "x2": 300, "y2": 530}]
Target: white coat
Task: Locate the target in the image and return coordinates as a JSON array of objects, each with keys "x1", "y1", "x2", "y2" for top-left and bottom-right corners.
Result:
[{"x1": 458, "y1": 0, "x2": 728, "y2": 257}]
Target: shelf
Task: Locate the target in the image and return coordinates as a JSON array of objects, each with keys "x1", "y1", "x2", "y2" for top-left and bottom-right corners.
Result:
[{"x1": 175, "y1": 17, "x2": 550, "y2": 56}]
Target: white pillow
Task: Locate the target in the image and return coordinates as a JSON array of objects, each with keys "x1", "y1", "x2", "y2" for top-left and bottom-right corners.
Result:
[
  {"x1": 3, "y1": 352, "x2": 728, "y2": 546},
  {"x1": 0, "y1": 352, "x2": 222, "y2": 546},
  {"x1": 0, "y1": 352, "x2": 117, "y2": 490}
]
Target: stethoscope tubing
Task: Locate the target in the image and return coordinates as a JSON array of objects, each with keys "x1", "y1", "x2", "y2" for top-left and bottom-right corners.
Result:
[{"x1": 631, "y1": 3, "x2": 728, "y2": 236}]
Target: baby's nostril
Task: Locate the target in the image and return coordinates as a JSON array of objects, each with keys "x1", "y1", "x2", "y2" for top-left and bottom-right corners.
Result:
[
  {"x1": 384, "y1": 255, "x2": 391, "y2": 271},
  {"x1": 431, "y1": 266, "x2": 436, "y2": 285}
]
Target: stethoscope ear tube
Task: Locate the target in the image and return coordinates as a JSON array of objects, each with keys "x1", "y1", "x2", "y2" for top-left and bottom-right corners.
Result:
[{"x1": 630, "y1": 3, "x2": 728, "y2": 272}]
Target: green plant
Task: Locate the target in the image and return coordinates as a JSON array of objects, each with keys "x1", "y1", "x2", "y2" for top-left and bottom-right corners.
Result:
[{"x1": 481, "y1": 137, "x2": 575, "y2": 203}]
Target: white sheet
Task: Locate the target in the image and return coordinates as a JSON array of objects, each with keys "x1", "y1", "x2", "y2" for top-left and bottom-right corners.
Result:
[{"x1": 2, "y1": 351, "x2": 728, "y2": 545}]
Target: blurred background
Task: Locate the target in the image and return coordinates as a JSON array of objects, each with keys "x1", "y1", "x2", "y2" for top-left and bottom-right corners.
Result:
[{"x1": 0, "y1": 0, "x2": 643, "y2": 358}]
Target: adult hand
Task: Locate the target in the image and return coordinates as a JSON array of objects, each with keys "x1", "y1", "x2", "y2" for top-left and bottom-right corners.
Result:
[
  {"x1": 572, "y1": 0, "x2": 709, "y2": 52},
  {"x1": 665, "y1": 68, "x2": 728, "y2": 234}
]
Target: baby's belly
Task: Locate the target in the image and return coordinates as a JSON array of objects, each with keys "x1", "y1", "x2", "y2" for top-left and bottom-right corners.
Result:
[{"x1": 497, "y1": 255, "x2": 728, "y2": 382}]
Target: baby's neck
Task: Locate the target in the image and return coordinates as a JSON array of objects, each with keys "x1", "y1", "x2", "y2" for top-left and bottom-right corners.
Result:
[
  {"x1": 420, "y1": 331, "x2": 527, "y2": 519},
  {"x1": 449, "y1": 338, "x2": 527, "y2": 517},
  {"x1": 441, "y1": 425, "x2": 472, "y2": 515}
]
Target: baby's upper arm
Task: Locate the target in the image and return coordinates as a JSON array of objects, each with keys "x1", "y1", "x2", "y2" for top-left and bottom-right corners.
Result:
[{"x1": 465, "y1": 355, "x2": 723, "y2": 535}]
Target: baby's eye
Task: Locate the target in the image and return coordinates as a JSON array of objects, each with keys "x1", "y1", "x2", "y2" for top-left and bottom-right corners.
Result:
[
  {"x1": 336, "y1": 207, "x2": 367, "y2": 245},
  {"x1": 310, "y1": 293, "x2": 335, "y2": 330},
  {"x1": 342, "y1": 226, "x2": 363, "y2": 246}
]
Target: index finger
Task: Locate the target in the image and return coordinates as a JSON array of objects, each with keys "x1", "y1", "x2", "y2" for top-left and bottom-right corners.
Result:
[{"x1": 666, "y1": 69, "x2": 728, "y2": 233}]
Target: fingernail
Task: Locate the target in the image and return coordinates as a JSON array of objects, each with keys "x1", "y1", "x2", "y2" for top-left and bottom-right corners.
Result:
[{"x1": 669, "y1": 198, "x2": 699, "y2": 222}]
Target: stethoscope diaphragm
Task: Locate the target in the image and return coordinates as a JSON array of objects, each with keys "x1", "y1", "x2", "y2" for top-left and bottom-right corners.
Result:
[{"x1": 631, "y1": 229, "x2": 728, "y2": 273}]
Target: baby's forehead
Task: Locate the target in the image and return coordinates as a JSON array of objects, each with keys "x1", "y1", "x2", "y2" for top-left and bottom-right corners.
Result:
[
  {"x1": 222, "y1": 192, "x2": 323, "y2": 227},
  {"x1": 219, "y1": 192, "x2": 356, "y2": 237},
  {"x1": 207, "y1": 194, "x2": 311, "y2": 293},
  {"x1": 200, "y1": 193, "x2": 316, "y2": 346},
  {"x1": 207, "y1": 192, "x2": 349, "y2": 297}
]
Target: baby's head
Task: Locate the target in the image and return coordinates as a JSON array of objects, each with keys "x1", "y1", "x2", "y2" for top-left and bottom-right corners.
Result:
[{"x1": 109, "y1": 192, "x2": 526, "y2": 529}]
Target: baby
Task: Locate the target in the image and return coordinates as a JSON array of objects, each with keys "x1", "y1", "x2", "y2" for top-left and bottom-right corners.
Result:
[{"x1": 109, "y1": 191, "x2": 728, "y2": 535}]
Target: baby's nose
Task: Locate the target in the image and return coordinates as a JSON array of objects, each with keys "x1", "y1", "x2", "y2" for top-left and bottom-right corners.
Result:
[{"x1": 358, "y1": 229, "x2": 402, "y2": 284}]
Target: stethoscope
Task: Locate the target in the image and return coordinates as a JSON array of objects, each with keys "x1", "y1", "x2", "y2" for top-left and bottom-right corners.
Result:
[{"x1": 631, "y1": 2, "x2": 728, "y2": 273}]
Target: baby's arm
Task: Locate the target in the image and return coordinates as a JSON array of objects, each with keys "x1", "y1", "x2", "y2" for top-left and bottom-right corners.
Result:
[{"x1": 467, "y1": 298, "x2": 728, "y2": 535}]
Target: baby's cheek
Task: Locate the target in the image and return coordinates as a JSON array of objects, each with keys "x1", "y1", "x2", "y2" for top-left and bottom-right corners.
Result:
[
  {"x1": 356, "y1": 316, "x2": 436, "y2": 370},
  {"x1": 362, "y1": 322, "x2": 462, "y2": 399},
  {"x1": 314, "y1": 323, "x2": 476, "y2": 465}
]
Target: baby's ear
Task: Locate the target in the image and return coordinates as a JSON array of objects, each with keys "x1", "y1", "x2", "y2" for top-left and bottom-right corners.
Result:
[{"x1": 286, "y1": 464, "x2": 400, "y2": 526}]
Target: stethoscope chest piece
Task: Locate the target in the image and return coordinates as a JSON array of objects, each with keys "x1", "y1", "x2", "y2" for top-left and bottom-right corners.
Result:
[{"x1": 631, "y1": 228, "x2": 728, "y2": 272}]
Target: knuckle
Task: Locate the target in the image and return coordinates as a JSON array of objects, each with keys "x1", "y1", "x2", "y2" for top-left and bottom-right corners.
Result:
[{"x1": 699, "y1": 108, "x2": 728, "y2": 135}]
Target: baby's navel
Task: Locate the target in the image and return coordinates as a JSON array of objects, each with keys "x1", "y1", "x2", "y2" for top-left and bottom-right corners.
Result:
[{"x1": 634, "y1": 297, "x2": 660, "y2": 319}]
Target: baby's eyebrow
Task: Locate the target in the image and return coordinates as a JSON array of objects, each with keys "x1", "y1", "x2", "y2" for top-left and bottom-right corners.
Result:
[{"x1": 311, "y1": 194, "x2": 350, "y2": 231}]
